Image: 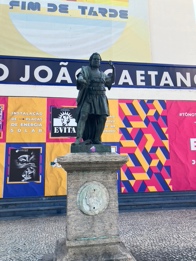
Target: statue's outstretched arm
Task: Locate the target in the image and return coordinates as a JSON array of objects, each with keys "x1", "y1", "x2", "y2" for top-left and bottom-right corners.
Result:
[
  {"x1": 108, "y1": 61, "x2": 116, "y2": 84},
  {"x1": 105, "y1": 61, "x2": 116, "y2": 90}
]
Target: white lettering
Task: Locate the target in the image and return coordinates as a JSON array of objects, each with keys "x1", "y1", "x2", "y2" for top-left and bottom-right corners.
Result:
[
  {"x1": 160, "y1": 72, "x2": 174, "y2": 86},
  {"x1": 190, "y1": 138, "x2": 196, "y2": 151},
  {"x1": 0, "y1": 64, "x2": 9, "y2": 81},
  {"x1": 11, "y1": 123, "x2": 17, "y2": 126},
  {"x1": 118, "y1": 70, "x2": 133, "y2": 85},
  {"x1": 136, "y1": 70, "x2": 145, "y2": 85},
  {"x1": 20, "y1": 123, "x2": 42, "y2": 127},
  {"x1": 194, "y1": 75, "x2": 196, "y2": 85},
  {"x1": 20, "y1": 65, "x2": 30, "y2": 82},
  {"x1": 54, "y1": 127, "x2": 76, "y2": 133},
  {"x1": 148, "y1": 71, "x2": 158, "y2": 86},
  {"x1": 56, "y1": 62, "x2": 72, "y2": 83},
  {"x1": 10, "y1": 128, "x2": 42, "y2": 133},
  {"x1": 104, "y1": 69, "x2": 113, "y2": 75},
  {"x1": 176, "y1": 72, "x2": 191, "y2": 87},
  {"x1": 34, "y1": 66, "x2": 53, "y2": 83}
]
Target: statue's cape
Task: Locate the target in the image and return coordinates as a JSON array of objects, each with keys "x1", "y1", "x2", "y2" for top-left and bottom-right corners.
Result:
[
  {"x1": 75, "y1": 66, "x2": 90, "y2": 125},
  {"x1": 76, "y1": 66, "x2": 90, "y2": 113}
]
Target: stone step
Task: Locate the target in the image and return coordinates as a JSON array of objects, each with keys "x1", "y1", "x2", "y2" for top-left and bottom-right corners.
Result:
[
  {"x1": 0, "y1": 199, "x2": 66, "y2": 209},
  {"x1": 0, "y1": 205, "x2": 65, "y2": 218},
  {"x1": 0, "y1": 192, "x2": 196, "y2": 218}
]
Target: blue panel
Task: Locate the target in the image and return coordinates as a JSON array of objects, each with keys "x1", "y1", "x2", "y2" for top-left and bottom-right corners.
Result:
[
  {"x1": 144, "y1": 117, "x2": 150, "y2": 126},
  {"x1": 164, "y1": 166, "x2": 171, "y2": 177},
  {"x1": 146, "y1": 100, "x2": 154, "y2": 104},
  {"x1": 126, "y1": 103, "x2": 138, "y2": 115},
  {"x1": 3, "y1": 143, "x2": 45, "y2": 198},
  {"x1": 147, "y1": 168, "x2": 153, "y2": 178},
  {"x1": 157, "y1": 161, "x2": 163, "y2": 171},
  {"x1": 140, "y1": 100, "x2": 149, "y2": 114},
  {"x1": 138, "y1": 181, "x2": 147, "y2": 192},
  {"x1": 129, "y1": 154, "x2": 141, "y2": 166},
  {"x1": 160, "y1": 146, "x2": 169, "y2": 159},
  {"x1": 159, "y1": 100, "x2": 166, "y2": 110},
  {"x1": 149, "y1": 146, "x2": 158, "y2": 153},
  {"x1": 154, "y1": 173, "x2": 171, "y2": 191},
  {"x1": 120, "y1": 128, "x2": 132, "y2": 140},
  {"x1": 142, "y1": 148, "x2": 152, "y2": 164},
  {"x1": 154, "y1": 111, "x2": 160, "y2": 120},
  {"x1": 161, "y1": 115, "x2": 168, "y2": 125},
  {"x1": 122, "y1": 181, "x2": 135, "y2": 193},
  {"x1": 152, "y1": 122, "x2": 167, "y2": 140},
  {"x1": 122, "y1": 116, "x2": 131, "y2": 128},
  {"x1": 124, "y1": 167, "x2": 135, "y2": 180},
  {"x1": 134, "y1": 129, "x2": 143, "y2": 145}
]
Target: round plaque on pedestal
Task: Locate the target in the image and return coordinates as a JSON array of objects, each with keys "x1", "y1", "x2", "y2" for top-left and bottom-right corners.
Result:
[{"x1": 77, "y1": 181, "x2": 109, "y2": 216}]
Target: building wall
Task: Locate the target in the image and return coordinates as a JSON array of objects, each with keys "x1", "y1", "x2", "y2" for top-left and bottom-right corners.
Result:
[{"x1": 0, "y1": 0, "x2": 196, "y2": 197}]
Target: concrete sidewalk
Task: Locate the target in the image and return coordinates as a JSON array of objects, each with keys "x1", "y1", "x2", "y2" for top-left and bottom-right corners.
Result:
[{"x1": 0, "y1": 209, "x2": 196, "y2": 261}]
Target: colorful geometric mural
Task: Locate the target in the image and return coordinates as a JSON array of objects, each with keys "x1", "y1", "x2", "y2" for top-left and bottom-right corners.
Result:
[
  {"x1": 119, "y1": 100, "x2": 172, "y2": 193},
  {"x1": 1, "y1": 97, "x2": 196, "y2": 198}
]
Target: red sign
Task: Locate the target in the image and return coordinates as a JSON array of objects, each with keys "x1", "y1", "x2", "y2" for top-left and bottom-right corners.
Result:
[{"x1": 167, "y1": 101, "x2": 196, "y2": 191}]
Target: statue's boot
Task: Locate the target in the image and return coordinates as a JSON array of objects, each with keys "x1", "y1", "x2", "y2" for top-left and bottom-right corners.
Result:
[
  {"x1": 73, "y1": 120, "x2": 86, "y2": 145},
  {"x1": 74, "y1": 137, "x2": 82, "y2": 145}
]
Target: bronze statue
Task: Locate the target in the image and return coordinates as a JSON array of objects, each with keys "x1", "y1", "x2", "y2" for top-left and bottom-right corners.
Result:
[{"x1": 74, "y1": 53, "x2": 115, "y2": 145}]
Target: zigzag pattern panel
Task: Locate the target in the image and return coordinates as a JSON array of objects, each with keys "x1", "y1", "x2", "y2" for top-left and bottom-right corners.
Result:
[{"x1": 119, "y1": 100, "x2": 172, "y2": 193}]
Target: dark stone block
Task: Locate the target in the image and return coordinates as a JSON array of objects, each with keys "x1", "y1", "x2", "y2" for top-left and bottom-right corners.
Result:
[{"x1": 71, "y1": 144, "x2": 111, "y2": 153}]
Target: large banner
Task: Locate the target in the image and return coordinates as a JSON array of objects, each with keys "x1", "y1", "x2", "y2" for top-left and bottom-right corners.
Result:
[
  {"x1": 1, "y1": 56, "x2": 196, "y2": 89},
  {"x1": 1, "y1": 96, "x2": 196, "y2": 198},
  {"x1": 0, "y1": 0, "x2": 151, "y2": 62}
]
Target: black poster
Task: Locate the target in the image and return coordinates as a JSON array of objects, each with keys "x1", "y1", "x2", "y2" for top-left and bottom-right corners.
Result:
[
  {"x1": 9, "y1": 148, "x2": 40, "y2": 182},
  {"x1": 51, "y1": 107, "x2": 77, "y2": 137}
]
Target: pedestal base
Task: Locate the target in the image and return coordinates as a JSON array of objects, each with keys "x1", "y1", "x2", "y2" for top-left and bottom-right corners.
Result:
[
  {"x1": 54, "y1": 238, "x2": 136, "y2": 261},
  {"x1": 48, "y1": 153, "x2": 137, "y2": 261}
]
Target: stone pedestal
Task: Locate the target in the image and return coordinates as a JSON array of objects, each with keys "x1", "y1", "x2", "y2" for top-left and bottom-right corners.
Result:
[{"x1": 53, "y1": 151, "x2": 136, "y2": 261}]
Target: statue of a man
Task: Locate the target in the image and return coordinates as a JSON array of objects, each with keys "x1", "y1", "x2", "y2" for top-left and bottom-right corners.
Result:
[{"x1": 74, "y1": 53, "x2": 115, "y2": 145}]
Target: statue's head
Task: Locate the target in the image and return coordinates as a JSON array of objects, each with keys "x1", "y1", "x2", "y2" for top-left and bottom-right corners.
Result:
[{"x1": 89, "y1": 53, "x2": 102, "y2": 68}]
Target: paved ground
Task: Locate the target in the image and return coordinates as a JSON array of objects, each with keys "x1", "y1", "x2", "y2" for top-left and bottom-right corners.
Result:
[{"x1": 0, "y1": 209, "x2": 196, "y2": 261}]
